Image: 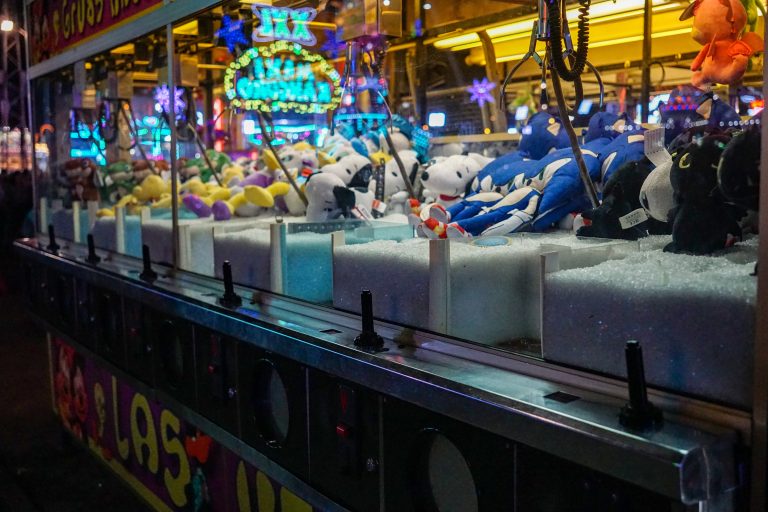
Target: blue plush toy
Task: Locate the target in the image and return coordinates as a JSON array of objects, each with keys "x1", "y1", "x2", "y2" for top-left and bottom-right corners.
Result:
[
  {"x1": 469, "y1": 112, "x2": 570, "y2": 197},
  {"x1": 418, "y1": 111, "x2": 646, "y2": 238},
  {"x1": 598, "y1": 130, "x2": 647, "y2": 184}
]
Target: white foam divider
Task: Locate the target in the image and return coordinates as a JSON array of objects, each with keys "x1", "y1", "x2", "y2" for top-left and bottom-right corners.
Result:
[
  {"x1": 115, "y1": 206, "x2": 126, "y2": 254},
  {"x1": 86, "y1": 201, "x2": 99, "y2": 233},
  {"x1": 428, "y1": 239, "x2": 451, "y2": 333},
  {"x1": 38, "y1": 198, "x2": 48, "y2": 235},
  {"x1": 72, "y1": 202, "x2": 82, "y2": 243},
  {"x1": 270, "y1": 222, "x2": 287, "y2": 294},
  {"x1": 178, "y1": 223, "x2": 194, "y2": 271},
  {"x1": 539, "y1": 251, "x2": 560, "y2": 355}
]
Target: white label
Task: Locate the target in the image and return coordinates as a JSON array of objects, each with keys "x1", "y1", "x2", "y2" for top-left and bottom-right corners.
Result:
[
  {"x1": 372, "y1": 199, "x2": 387, "y2": 214},
  {"x1": 351, "y1": 205, "x2": 374, "y2": 221},
  {"x1": 104, "y1": 175, "x2": 114, "y2": 187},
  {"x1": 644, "y1": 127, "x2": 671, "y2": 168},
  {"x1": 619, "y1": 208, "x2": 649, "y2": 230}
]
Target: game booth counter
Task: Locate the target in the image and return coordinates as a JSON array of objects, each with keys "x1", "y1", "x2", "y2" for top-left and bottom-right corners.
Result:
[{"x1": 16, "y1": 0, "x2": 768, "y2": 510}]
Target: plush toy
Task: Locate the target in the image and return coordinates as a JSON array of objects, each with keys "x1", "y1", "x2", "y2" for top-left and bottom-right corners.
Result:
[
  {"x1": 577, "y1": 159, "x2": 669, "y2": 240},
  {"x1": 132, "y1": 160, "x2": 155, "y2": 183},
  {"x1": 418, "y1": 131, "x2": 616, "y2": 238},
  {"x1": 470, "y1": 111, "x2": 627, "y2": 199},
  {"x1": 664, "y1": 133, "x2": 743, "y2": 253},
  {"x1": 681, "y1": 0, "x2": 763, "y2": 88},
  {"x1": 420, "y1": 153, "x2": 493, "y2": 208},
  {"x1": 99, "y1": 160, "x2": 135, "y2": 203},
  {"x1": 132, "y1": 174, "x2": 171, "y2": 203},
  {"x1": 320, "y1": 153, "x2": 373, "y2": 188},
  {"x1": 179, "y1": 150, "x2": 230, "y2": 183},
  {"x1": 718, "y1": 125, "x2": 760, "y2": 211},
  {"x1": 368, "y1": 149, "x2": 420, "y2": 214},
  {"x1": 63, "y1": 158, "x2": 100, "y2": 202}
]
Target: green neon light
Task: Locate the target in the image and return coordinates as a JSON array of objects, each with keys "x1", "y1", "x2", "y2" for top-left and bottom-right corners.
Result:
[{"x1": 224, "y1": 40, "x2": 342, "y2": 114}]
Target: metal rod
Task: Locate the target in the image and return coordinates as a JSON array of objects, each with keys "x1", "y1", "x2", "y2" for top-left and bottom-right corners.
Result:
[
  {"x1": 118, "y1": 102, "x2": 156, "y2": 174},
  {"x1": 167, "y1": 24, "x2": 180, "y2": 271},
  {"x1": 548, "y1": 53, "x2": 599, "y2": 208},
  {"x1": 22, "y1": 6, "x2": 37, "y2": 233},
  {"x1": 478, "y1": 30, "x2": 508, "y2": 133},
  {"x1": 640, "y1": 0, "x2": 652, "y2": 122},
  {"x1": 257, "y1": 113, "x2": 308, "y2": 206},
  {"x1": 751, "y1": 11, "x2": 768, "y2": 512}
]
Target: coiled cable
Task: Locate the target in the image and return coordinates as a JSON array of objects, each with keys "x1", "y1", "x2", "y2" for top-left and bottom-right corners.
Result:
[{"x1": 548, "y1": 0, "x2": 591, "y2": 82}]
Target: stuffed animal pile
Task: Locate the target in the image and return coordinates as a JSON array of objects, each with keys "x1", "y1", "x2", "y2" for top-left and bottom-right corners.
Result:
[{"x1": 416, "y1": 112, "x2": 644, "y2": 239}]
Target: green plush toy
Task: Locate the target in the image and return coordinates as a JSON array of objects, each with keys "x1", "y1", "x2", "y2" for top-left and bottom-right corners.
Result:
[
  {"x1": 99, "y1": 161, "x2": 135, "y2": 203},
  {"x1": 179, "y1": 150, "x2": 231, "y2": 183}
]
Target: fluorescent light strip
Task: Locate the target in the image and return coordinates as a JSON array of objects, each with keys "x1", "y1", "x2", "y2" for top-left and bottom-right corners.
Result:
[
  {"x1": 494, "y1": 27, "x2": 691, "y2": 63},
  {"x1": 434, "y1": 0, "x2": 678, "y2": 50}
]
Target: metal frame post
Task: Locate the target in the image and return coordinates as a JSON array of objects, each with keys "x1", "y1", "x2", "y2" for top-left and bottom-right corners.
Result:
[
  {"x1": 640, "y1": 0, "x2": 652, "y2": 123},
  {"x1": 167, "y1": 23, "x2": 179, "y2": 271},
  {"x1": 750, "y1": 12, "x2": 768, "y2": 511}
]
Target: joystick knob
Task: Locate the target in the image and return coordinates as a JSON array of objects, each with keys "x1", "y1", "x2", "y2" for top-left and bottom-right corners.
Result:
[
  {"x1": 47, "y1": 224, "x2": 60, "y2": 253},
  {"x1": 219, "y1": 260, "x2": 242, "y2": 308},
  {"x1": 86, "y1": 234, "x2": 101, "y2": 264},
  {"x1": 354, "y1": 290, "x2": 385, "y2": 352},
  {"x1": 619, "y1": 340, "x2": 663, "y2": 431},
  {"x1": 139, "y1": 244, "x2": 157, "y2": 282}
]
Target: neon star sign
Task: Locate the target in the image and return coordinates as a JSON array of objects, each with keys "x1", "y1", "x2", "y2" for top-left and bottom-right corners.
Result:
[
  {"x1": 252, "y1": 4, "x2": 318, "y2": 46},
  {"x1": 154, "y1": 84, "x2": 186, "y2": 117},
  {"x1": 224, "y1": 40, "x2": 342, "y2": 114},
  {"x1": 468, "y1": 78, "x2": 496, "y2": 107},
  {"x1": 217, "y1": 15, "x2": 249, "y2": 53}
]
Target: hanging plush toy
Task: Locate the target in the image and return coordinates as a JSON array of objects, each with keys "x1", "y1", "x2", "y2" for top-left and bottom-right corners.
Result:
[{"x1": 681, "y1": 0, "x2": 763, "y2": 88}]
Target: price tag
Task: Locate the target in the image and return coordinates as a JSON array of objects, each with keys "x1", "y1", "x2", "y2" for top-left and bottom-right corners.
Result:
[
  {"x1": 619, "y1": 208, "x2": 649, "y2": 230},
  {"x1": 644, "y1": 127, "x2": 671, "y2": 168}
]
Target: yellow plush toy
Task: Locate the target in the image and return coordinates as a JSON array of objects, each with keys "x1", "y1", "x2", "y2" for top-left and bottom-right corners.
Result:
[{"x1": 132, "y1": 175, "x2": 170, "y2": 203}]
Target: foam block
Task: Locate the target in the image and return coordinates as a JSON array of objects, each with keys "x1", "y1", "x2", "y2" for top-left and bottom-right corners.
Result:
[
  {"x1": 334, "y1": 238, "x2": 431, "y2": 329},
  {"x1": 543, "y1": 238, "x2": 757, "y2": 407},
  {"x1": 333, "y1": 232, "x2": 630, "y2": 345}
]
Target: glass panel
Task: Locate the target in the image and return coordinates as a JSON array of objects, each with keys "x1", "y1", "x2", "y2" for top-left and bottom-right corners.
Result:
[
  {"x1": 33, "y1": 29, "x2": 171, "y2": 261},
  {"x1": 29, "y1": 0, "x2": 764, "y2": 403}
]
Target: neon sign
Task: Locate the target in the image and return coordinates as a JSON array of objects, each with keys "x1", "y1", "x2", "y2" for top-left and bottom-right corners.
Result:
[
  {"x1": 252, "y1": 4, "x2": 318, "y2": 46},
  {"x1": 224, "y1": 40, "x2": 342, "y2": 114}
]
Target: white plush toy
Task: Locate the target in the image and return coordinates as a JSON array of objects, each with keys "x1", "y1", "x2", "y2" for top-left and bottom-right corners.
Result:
[
  {"x1": 420, "y1": 153, "x2": 493, "y2": 207},
  {"x1": 378, "y1": 128, "x2": 411, "y2": 153},
  {"x1": 430, "y1": 143, "x2": 464, "y2": 158},
  {"x1": 305, "y1": 172, "x2": 375, "y2": 222},
  {"x1": 368, "y1": 149, "x2": 420, "y2": 215},
  {"x1": 639, "y1": 161, "x2": 675, "y2": 222},
  {"x1": 320, "y1": 153, "x2": 373, "y2": 187}
]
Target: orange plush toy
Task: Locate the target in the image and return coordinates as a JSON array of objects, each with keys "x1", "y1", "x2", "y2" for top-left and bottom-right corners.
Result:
[{"x1": 681, "y1": 0, "x2": 763, "y2": 88}]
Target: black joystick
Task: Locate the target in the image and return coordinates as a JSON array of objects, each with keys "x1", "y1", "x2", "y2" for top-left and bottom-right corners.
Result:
[
  {"x1": 619, "y1": 340, "x2": 663, "y2": 431},
  {"x1": 47, "y1": 224, "x2": 60, "y2": 253},
  {"x1": 219, "y1": 260, "x2": 242, "y2": 308},
  {"x1": 86, "y1": 234, "x2": 101, "y2": 264},
  {"x1": 139, "y1": 244, "x2": 157, "y2": 282},
  {"x1": 354, "y1": 290, "x2": 385, "y2": 352}
]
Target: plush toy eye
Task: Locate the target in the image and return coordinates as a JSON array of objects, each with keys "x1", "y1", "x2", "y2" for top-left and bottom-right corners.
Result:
[
  {"x1": 346, "y1": 168, "x2": 352, "y2": 174},
  {"x1": 391, "y1": 171, "x2": 398, "y2": 177},
  {"x1": 456, "y1": 171, "x2": 462, "y2": 178}
]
